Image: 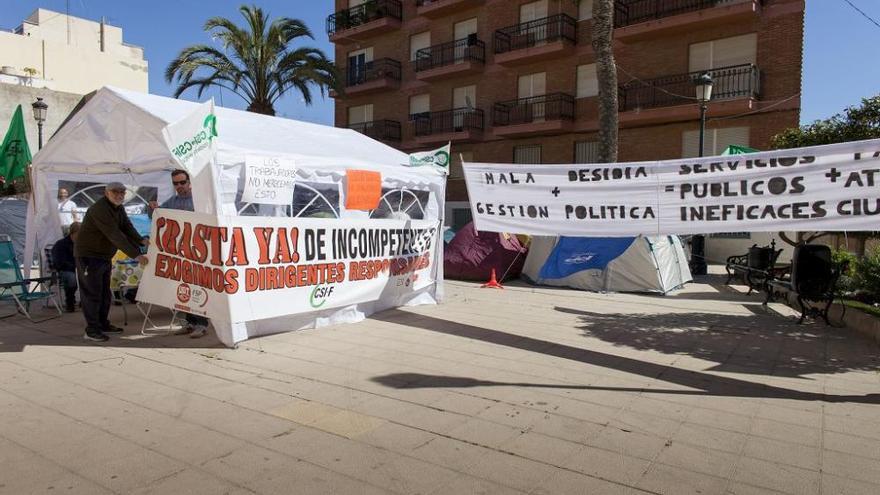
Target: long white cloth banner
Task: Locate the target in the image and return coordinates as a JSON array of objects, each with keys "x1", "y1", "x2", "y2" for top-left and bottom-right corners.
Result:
[
  {"x1": 137, "y1": 209, "x2": 440, "y2": 323},
  {"x1": 463, "y1": 139, "x2": 880, "y2": 236}
]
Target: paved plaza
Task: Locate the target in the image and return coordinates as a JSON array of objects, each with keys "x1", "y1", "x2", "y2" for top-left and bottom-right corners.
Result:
[{"x1": 1, "y1": 274, "x2": 879, "y2": 494}]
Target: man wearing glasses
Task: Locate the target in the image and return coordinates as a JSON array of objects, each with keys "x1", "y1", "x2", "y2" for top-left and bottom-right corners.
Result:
[
  {"x1": 75, "y1": 183, "x2": 149, "y2": 342},
  {"x1": 148, "y1": 169, "x2": 210, "y2": 338}
]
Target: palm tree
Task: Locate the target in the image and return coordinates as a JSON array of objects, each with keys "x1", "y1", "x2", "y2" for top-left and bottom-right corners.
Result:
[
  {"x1": 590, "y1": 0, "x2": 619, "y2": 163},
  {"x1": 165, "y1": 4, "x2": 339, "y2": 116}
]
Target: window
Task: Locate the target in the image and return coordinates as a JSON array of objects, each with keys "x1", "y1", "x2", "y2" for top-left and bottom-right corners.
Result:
[
  {"x1": 517, "y1": 72, "x2": 546, "y2": 99},
  {"x1": 453, "y1": 85, "x2": 476, "y2": 109},
  {"x1": 452, "y1": 208, "x2": 473, "y2": 231},
  {"x1": 575, "y1": 140, "x2": 600, "y2": 163},
  {"x1": 689, "y1": 33, "x2": 757, "y2": 72},
  {"x1": 520, "y1": 0, "x2": 548, "y2": 23},
  {"x1": 450, "y1": 151, "x2": 473, "y2": 179},
  {"x1": 454, "y1": 18, "x2": 478, "y2": 40},
  {"x1": 578, "y1": 0, "x2": 593, "y2": 20},
  {"x1": 710, "y1": 232, "x2": 751, "y2": 239},
  {"x1": 514, "y1": 145, "x2": 542, "y2": 164},
  {"x1": 576, "y1": 64, "x2": 598, "y2": 98},
  {"x1": 347, "y1": 47, "x2": 373, "y2": 85},
  {"x1": 409, "y1": 94, "x2": 430, "y2": 120},
  {"x1": 410, "y1": 32, "x2": 430, "y2": 61},
  {"x1": 347, "y1": 104, "x2": 373, "y2": 125},
  {"x1": 681, "y1": 126, "x2": 750, "y2": 158}
]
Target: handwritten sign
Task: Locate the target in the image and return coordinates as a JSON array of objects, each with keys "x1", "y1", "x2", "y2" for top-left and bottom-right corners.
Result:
[
  {"x1": 241, "y1": 155, "x2": 297, "y2": 205},
  {"x1": 345, "y1": 169, "x2": 382, "y2": 211}
]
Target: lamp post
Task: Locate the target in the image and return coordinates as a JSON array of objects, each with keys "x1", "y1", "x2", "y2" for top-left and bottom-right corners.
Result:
[
  {"x1": 690, "y1": 72, "x2": 713, "y2": 276},
  {"x1": 31, "y1": 97, "x2": 48, "y2": 150}
]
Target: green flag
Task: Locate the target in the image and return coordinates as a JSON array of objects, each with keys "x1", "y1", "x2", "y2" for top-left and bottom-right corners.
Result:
[{"x1": 0, "y1": 105, "x2": 32, "y2": 182}]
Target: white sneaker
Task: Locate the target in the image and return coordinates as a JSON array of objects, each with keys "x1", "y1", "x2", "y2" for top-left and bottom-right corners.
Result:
[{"x1": 189, "y1": 325, "x2": 208, "y2": 339}]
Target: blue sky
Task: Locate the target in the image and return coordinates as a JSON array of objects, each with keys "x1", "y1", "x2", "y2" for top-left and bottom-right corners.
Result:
[{"x1": 2, "y1": 0, "x2": 879, "y2": 126}]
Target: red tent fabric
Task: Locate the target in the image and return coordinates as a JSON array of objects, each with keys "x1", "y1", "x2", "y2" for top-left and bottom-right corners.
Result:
[{"x1": 444, "y1": 222, "x2": 528, "y2": 281}]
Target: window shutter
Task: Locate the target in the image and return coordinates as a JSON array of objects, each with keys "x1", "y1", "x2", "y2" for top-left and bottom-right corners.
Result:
[
  {"x1": 578, "y1": 0, "x2": 594, "y2": 20},
  {"x1": 716, "y1": 127, "x2": 750, "y2": 153},
  {"x1": 348, "y1": 104, "x2": 373, "y2": 125},
  {"x1": 453, "y1": 85, "x2": 476, "y2": 108},
  {"x1": 682, "y1": 126, "x2": 749, "y2": 157},
  {"x1": 520, "y1": 0, "x2": 548, "y2": 22},
  {"x1": 577, "y1": 64, "x2": 598, "y2": 98},
  {"x1": 714, "y1": 34, "x2": 756, "y2": 68},
  {"x1": 518, "y1": 72, "x2": 546, "y2": 98},
  {"x1": 575, "y1": 141, "x2": 600, "y2": 163},
  {"x1": 514, "y1": 145, "x2": 542, "y2": 164},
  {"x1": 454, "y1": 18, "x2": 478, "y2": 40},
  {"x1": 410, "y1": 32, "x2": 431, "y2": 61},
  {"x1": 688, "y1": 41, "x2": 713, "y2": 72},
  {"x1": 409, "y1": 94, "x2": 430, "y2": 117}
]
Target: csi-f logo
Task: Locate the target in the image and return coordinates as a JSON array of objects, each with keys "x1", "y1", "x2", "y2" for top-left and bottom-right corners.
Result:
[
  {"x1": 170, "y1": 113, "x2": 218, "y2": 162},
  {"x1": 177, "y1": 283, "x2": 192, "y2": 303},
  {"x1": 309, "y1": 285, "x2": 335, "y2": 308}
]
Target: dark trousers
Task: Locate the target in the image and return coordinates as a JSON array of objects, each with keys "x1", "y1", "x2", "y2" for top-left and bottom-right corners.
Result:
[
  {"x1": 76, "y1": 257, "x2": 112, "y2": 335},
  {"x1": 59, "y1": 271, "x2": 78, "y2": 310},
  {"x1": 185, "y1": 313, "x2": 209, "y2": 327}
]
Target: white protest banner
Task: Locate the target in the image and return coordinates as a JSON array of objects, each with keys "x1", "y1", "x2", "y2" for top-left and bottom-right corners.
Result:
[
  {"x1": 463, "y1": 139, "x2": 880, "y2": 236},
  {"x1": 241, "y1": 155, "x2": 297, "y2": 205},
  {"x1": 161, "y1": 99, "x2": 220, "y2": 214},
  {"x1": 162, "y1": 100, "x2": 217, "y2": 176},
  {"x1": 137, "y1": 208, "x2": 440, "y2": 323},
  {"x1": 409, "y1": 143, "x2": 451, "y2": 174}
]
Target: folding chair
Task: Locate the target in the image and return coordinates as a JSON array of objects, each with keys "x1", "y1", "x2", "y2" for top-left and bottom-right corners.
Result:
[{"x1": 0, "y1": 236, "x2": 62, "y2": 322}]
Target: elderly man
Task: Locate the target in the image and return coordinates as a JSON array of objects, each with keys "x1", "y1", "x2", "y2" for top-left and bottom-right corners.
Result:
[
  {"x1": 75, "y1": 182, "x2": 148, "y2": 342},
  {"x1": 148, "y1": 169, "x2": 210, "y2": 338}
]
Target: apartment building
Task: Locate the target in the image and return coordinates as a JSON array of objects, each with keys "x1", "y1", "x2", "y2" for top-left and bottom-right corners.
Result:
[{"x1": 328, "y1": 0, "x2": 805, "y2": 234}]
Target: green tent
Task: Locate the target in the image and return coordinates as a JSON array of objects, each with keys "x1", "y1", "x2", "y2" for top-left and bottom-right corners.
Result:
[
  {"x1": 0, "y1": 105, "x2": 32, "y2": 182},
  {"x1": 721, "y1": 144, "x2": 759, "y2": 155}
]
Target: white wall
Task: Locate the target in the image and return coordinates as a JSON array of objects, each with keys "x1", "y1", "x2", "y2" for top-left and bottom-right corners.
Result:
[{"x1": 0, "y1": 84, "x2": 83, "y2": 157}]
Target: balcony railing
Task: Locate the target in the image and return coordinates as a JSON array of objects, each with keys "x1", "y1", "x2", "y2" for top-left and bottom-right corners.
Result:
[
  {"x1": 349, "y1": 119, "x2": 401, "y2": 141},
  {"x1": 614, "y1": 0, "x2": 756, "y2": 28},
  {"x1": 343, "y1": 58, "x2": 401, "y2": 87},
  {"x1": 493, "y1": 93, "x2": 575, "y2": 126},
  {"x1": 494, "y1": 14, "x2": 577, "y2": 54},
  {"x1": 414, "y1": 37, "x2": 486, "y2": 72},
  {"x1": 618, "y1": 64, "x2": 761, "y2": 112},
  {"x1": 414, "y1": 108, "x2": 484, "y2": 136},
  {"x1": 327, "y1": 0, "x2": 402, "y2": 36}
]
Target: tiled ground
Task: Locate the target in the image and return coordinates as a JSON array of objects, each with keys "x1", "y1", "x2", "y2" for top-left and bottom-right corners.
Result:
[{"x1": 1, "y1": 274, "x2": 879, "y2": 494}]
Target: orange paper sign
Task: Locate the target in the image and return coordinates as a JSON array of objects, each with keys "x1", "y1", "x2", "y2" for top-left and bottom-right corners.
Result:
[{"x1": 345, "y1": 169, "x2": 382, "y2": 211}]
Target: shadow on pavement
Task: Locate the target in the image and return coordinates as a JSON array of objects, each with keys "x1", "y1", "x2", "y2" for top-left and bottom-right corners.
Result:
[{"x1": 371, "y1": 309, "x2": 880, "y2": 404}]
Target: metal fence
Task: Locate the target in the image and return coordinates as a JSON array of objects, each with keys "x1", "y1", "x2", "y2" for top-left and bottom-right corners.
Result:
[
  {"x1": 614, "y1": 0, "x2": 757, "y2": 28},
  {"x1": 619, "y1": 64, "x2": 761, "y2": 112},
  {"x1": 493, "y1": 93, "x2": 575, "y2": 126},
  {"x1": 344, "y1": 58, "x2": 402, "y2": 87},
  {"x1": 494, "y1": 14, "x2": 577, "y2": 54},
  {"x1": 327, "y1": 0, "x2": 402, "y2": 36},
  {"x1": 413, "y1": 108, "x2": 484, "y2": 136},
  {"x1": 414, "y1": 37, "x2": 486, "y2": 72},
  {"x1": 349, "y1": 120, "x2": 402, "y2": 141}
]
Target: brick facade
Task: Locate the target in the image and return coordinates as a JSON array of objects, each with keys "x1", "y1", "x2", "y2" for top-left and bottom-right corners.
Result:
[{"x1": 330, "y1": 0, "x2": 805, "y2": 207}]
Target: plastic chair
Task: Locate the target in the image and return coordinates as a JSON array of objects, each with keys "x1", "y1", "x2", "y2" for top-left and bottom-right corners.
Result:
[{"x1": 0, "y1": 235, "x2": 62, "y2": 322}]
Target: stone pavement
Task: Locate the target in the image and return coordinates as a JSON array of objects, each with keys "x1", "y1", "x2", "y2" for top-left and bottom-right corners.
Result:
[{"x1": 1, "y1": 275, "x2": 879, "y2": 494}]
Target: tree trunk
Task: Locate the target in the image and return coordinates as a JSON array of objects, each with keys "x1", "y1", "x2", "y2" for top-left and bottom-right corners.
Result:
[
  {"x1": 246, "y1": 100, "x2": 276, "y2": 116},
  {"x1": 591, "y1": 0, "x2": 618, "y2": 163}
]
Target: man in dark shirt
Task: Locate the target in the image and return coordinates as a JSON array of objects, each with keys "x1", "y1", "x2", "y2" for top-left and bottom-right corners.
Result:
[
  {"x1": 51, "y1": 221, "x2": 80, "y2": 312},
  {"x1": 148, "y1": 169, "x2": 210, "y2": 338},
  {"x1": 75, "y1": 182, "x2": 148, "y2": 342}
]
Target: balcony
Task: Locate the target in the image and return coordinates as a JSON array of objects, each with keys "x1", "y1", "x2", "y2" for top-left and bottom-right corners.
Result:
[
  {"x1": 416, "y1": 0, "x2": 485, "y2": 18},
  {"x1": 334, "y1": 58, "x2": 401, "y2": 97},
  {"x1": 493, "y1": 93, "x2": 575, "y2": 137},
  {"x1": 494, "y1": 14, "x2": 577, "y2": 66},
  {"x1": 413, "y1": 108, "x2": 484, "y2": 144},
  {"x1": 349, "y1": 120, "x2": 402, "y2": 142},
  {"x1": 327, "y1": 0, "x2": 402, "y2": 43},
  {"x1": 618, "y1": 64, "x2": 761, "y2": 125},
  {"x1": 414, "y1": 37, "x2": 485, "y2": 81},
  {"x1": 614, "y1": 0, "x2": 761, "y2": 42}
]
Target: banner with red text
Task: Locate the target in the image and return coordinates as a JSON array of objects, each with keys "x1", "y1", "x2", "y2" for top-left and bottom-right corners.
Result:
[
  {"x1": 137, "y1": 209, "x2": 440, "y2": 323},
  {"x1": 463, "y1": 139, "x2": 880, "y2": 236}
]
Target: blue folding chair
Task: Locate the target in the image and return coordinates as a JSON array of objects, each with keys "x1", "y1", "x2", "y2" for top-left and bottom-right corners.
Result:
[{"x1": 0, "y1": 235, "x2": 62, "y2": 322}]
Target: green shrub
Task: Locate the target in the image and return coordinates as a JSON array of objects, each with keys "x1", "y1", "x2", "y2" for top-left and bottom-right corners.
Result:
[
  {"x1": 833, "y1": 248, "x2": 859, "y2": 294},
  {"x1": 855, "y1": 246, "x2": 880, "y2": 301}
]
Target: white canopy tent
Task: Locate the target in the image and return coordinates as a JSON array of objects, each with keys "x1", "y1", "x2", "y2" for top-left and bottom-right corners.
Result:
[{"x1": 25, "y1": 86, "x2": 446, "y2": 346}]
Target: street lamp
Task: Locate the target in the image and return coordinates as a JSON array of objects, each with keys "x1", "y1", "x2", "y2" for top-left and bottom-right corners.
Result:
[
  {"x1": 31, "y1": 97, "x2": 48, "y2": 150},
  {"x1": 690, "y1": 72, "x2": 713, "y2": 276}
]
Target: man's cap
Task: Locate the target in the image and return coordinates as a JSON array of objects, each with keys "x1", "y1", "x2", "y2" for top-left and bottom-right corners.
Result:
[{"x1": 105, "y1": 182, "x2": 126, "y2": 192}]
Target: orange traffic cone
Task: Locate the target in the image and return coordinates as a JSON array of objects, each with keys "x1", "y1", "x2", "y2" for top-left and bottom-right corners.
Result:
[{"x1": 481, "y1": 269, "x2": 504, "y2": 289}]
